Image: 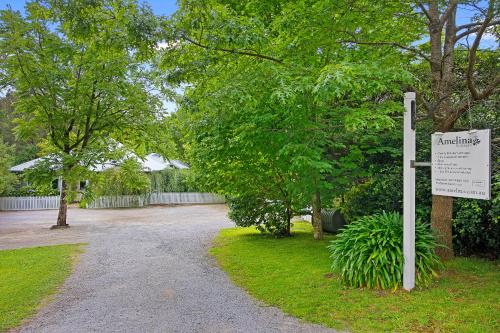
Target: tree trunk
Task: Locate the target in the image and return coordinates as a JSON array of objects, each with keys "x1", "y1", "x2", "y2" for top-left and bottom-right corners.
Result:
[
  {"x1": 431, "y1": 111, "x2": 455, "y2": 259},
  {"x1": 311, "y1": 190, "x2": 323, "y2": 240},
  {"x1": 286, "y1": 210, "x2": 291, "y2": 237},
  {"x1": 431, "y1": 195, "x2": 454, "y2": 259},
  {"x1": 283, "y1": 205, "x2": 292, "y2": 237},
  {"x1": 53, "y1": 178, "x2": 69, "y2": 229},
  {"x1": 427, "y1": 3, "x2": 457, "y2": 259}
]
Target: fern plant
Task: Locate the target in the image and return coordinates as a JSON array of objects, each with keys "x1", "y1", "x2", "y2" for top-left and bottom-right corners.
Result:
[{"x1": 328, "y1": 212, "x2": 442, "y2": 289}]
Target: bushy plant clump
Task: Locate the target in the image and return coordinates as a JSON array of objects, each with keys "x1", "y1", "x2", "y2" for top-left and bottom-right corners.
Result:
[
  {"x1": 228, "y1": 195, "x2": 292, "y2": 237},
  {"x1": 453, "y1": 174, "x2": 500, "y2": 258},
  {"x1": 149, "y1": 169, "x2": 199, "y2": 193},
  {"x1": 90, "y1": 158, "x2": 151, "y2": 196},
  {"x1": 328, "y1": 212, "x2": 442, "y2": 289}
]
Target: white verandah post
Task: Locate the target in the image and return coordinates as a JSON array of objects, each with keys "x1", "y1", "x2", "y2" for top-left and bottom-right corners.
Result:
[{"x1": 403, "y1": 92, "x2": 416, "y2": 291}]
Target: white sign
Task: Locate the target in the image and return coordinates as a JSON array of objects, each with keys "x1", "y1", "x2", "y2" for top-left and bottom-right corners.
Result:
[{"x1": 431, "y1": 129, "x2": 491, "y2": 200}]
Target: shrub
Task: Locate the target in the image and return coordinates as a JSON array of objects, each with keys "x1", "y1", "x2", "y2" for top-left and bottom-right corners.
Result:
[
  {"x1": 450, "y1": 173, "x2": 499, "y2": 259},
  {"x1": 328, "y1": 212, "x2": 442, "y2": 289},
  {"x1": 228, "y1": 195, "x2": 292, "y2": 237},
  {"x1": 89, "y1": 158, "x2": 151, "y2": 196},
  {"x1": 339, "y1": 165, "x2": 432, "y2": 224},
  {"x1": 453, "y1": 198, "x2": 499, "y2": 258},
  {"x1": 340, "y1": 165, "x2": 499, "y2": 258},
  {"x1": 149, "y1": 169, "x2": 199, "y2": 192}
]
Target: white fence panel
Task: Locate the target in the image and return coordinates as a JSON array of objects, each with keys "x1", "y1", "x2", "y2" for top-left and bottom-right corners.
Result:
[
  {"x1": 87, "y1": 192, "x2": 225, "y2": 209},
  {"x1": 86, "y1": 195, "x2": 147, "y2": 209},
  {"x1": 148, "y1": 192, "x2": 225, "y2": 205},
  {"x1": 0, "y1": 196, "x2": 60, "y2": 211}
]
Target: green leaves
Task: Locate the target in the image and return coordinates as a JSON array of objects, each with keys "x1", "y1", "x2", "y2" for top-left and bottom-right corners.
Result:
[
  {"x1": 0, "y1": 0, "x2": 170, "y2": 202},
  {"x1": 228, "y1": 195, "x2": 292, "y2": 237},
  {"x1": 328, "y1": 212, "x2": 443, "y2": 289},
  {"x1": 161, "y1": 0, "x2": 427, "y2": 231},
  {"x1": 88, "y1": 158, "x2": 151, "y2": 197},
  {"x1": 0, "y1": 138, "x2": 17, "y2": 195}
]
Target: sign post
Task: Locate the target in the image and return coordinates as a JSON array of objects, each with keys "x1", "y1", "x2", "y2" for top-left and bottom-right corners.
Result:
[
  {"x1": 403, "y1": 92, "x2": 416, "y2": 291},
  {"x1": 402, "y1": 93, "x2": 491, "y2": 292}
]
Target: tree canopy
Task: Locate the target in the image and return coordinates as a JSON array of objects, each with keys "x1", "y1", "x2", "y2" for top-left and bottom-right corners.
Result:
[
  {"x1": 0, "y1": 0, "x2": 168, "y2": 226},
  {"x1": 160, "y1": 0, "x2": 423, "y2": 237}
]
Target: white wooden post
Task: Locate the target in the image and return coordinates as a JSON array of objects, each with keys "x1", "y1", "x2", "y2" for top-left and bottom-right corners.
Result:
[
  {"x1": 403, "y1": 92, "x2": 416, "y2": 291},
  {"x1": 58, "y1": 176, "x2": 63, "y2": 194}
]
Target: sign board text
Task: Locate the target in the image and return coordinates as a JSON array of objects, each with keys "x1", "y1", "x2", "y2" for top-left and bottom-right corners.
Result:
[{"x1": 431, "y1": 129, "x2": 491, "y2": 200}]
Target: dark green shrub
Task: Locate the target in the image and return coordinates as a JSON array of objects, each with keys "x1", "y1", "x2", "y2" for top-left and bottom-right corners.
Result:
[
  {"x1": 15, "y1": 183, "x2": 59, "y2": 196},
  {"x1": 228, "y1": 195, "x2": 292, "y2": 237},
  {"x1": 453, "y1": 174, "x2": 500, "y2": 258},
  {"x1": 328, "y1": 212, "x2": 442, "y2": 289},
  {"x1": 339, "y1": 165, "x2": 432, "y2": 224},
  {"x1": 340, "y1": 164, "x2": 499, "y2": 258}
]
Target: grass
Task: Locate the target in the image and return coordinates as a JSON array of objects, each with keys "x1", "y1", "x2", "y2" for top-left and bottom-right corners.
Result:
[
  {"x1": 0, "y1": 244, "x2": 84, "y2": 332},
  {"x1": 210, "y1": 222, "x2": 500, "y2": 333}
]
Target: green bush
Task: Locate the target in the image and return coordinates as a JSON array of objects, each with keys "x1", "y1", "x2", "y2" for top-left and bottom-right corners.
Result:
[
  {"x1": 328, "y1": 212, "x2": 442, "y2": 289},
  {"x1": 228, "y1": 195, "x2": 292, "y2": 237},
  {"x1": 339, "y1": 165, "x2": 432, "y2": 224},
  {"x1": 89, "y1": 158, "x2": 151, "y2": 197},
  {"x1": 453, "y1": 174, "x2": 500, "y2": 258},
  {"x1": 148, "y1": 169, "x2": 199, "y2": 192},
  {"x1": 15, "y1": 183, "x2": 59, "y2": 196},
  {"x1": 340, "y1": 164, "x2": 499, "y2": 258}
]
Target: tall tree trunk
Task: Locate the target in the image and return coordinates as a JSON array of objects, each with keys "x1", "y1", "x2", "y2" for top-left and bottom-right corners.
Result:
[
  {"x1": 53, "y1": 178, "x2": 69, "y2": 229},
  {"x1": 311, "y1": 190, "x2": 323, "y2": 240},
  {"x1": 428, "y1": 2, "x2": 457, "y2": 259},
  {"x1": 431, "y1": 113, "x2": 456, "y2": 259},
  {"x1": 431, "y1": 195, "x2": 454, "y2": 259}
]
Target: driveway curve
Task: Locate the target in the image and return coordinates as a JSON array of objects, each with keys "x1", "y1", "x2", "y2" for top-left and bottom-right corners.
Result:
[{"x1": 1, "y1": 205, "x2": 334, "y2": 333}]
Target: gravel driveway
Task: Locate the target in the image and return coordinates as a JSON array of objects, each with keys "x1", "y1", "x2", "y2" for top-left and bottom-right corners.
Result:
[{"x1": 0, "y1": 205, "x2": 334, "y2": 333}]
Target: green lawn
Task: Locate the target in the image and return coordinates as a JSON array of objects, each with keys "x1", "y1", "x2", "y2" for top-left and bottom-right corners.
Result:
[
  {"x1": 0, "y1": 244, "x2": 83, "y2": 332},
  {"x1": 210, "y1": 222, "x2": 499, "y2": 333}
]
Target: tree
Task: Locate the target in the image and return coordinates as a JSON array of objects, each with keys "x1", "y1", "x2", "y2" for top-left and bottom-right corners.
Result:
[
  {"x1": 0, "y1": 137, "x2": 17, "y2": 195},
  {"x1": 317, "y1": 0, "x2": 499, "y2": 258},
  {"x1": 415, "y1": 1, "x2": 499, "y2": 259},
  {"x1": 164, "y1": 0, "x2": 421, "y2": 239},
  {"x1": 0, "y1": 0, "x2": 163, "y2": 227}
]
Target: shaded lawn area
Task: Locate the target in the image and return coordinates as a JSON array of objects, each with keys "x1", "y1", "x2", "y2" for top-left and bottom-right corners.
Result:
[
  {"x1": 210, "y1": 222, "x2": 499, "y2": 333},
  {"x1": 0, "y1": 244, "x2": 84, "y2": 332}
]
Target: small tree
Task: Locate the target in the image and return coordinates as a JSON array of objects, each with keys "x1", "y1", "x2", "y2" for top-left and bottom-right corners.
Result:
[{"x1": 0, "y1": 0, "x2": 162, "y2": 227}]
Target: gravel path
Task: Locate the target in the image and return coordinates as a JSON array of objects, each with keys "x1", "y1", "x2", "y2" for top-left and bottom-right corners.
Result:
[{"x1": 1, "y1": 205, "x2": 334, "y2": 333}]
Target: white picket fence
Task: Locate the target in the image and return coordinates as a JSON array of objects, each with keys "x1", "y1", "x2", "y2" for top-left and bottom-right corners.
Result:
[
  {"x1": 149, "y1": 192, "x2": 225, "y2": 205},
  {"x1": 0, "y1": 192, "x2": 225, "y2": 211},
  {"x1": 86, "y1": 192, "x2": 225, "y2": 209},
  {"x1": 0, "y1": 196, "x2": 60, "y2": 211},
  {"x1": 85, "y1": 195, "x2": 148, "y2": 209}
]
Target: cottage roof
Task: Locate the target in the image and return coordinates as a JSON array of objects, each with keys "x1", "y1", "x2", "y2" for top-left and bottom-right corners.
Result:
[
  {"x1": 9, "y1": 158, "x2": 43, "y2": 172},
  {"x1": 9, "y1": 153, "x2": 189, "y2": 173}
]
